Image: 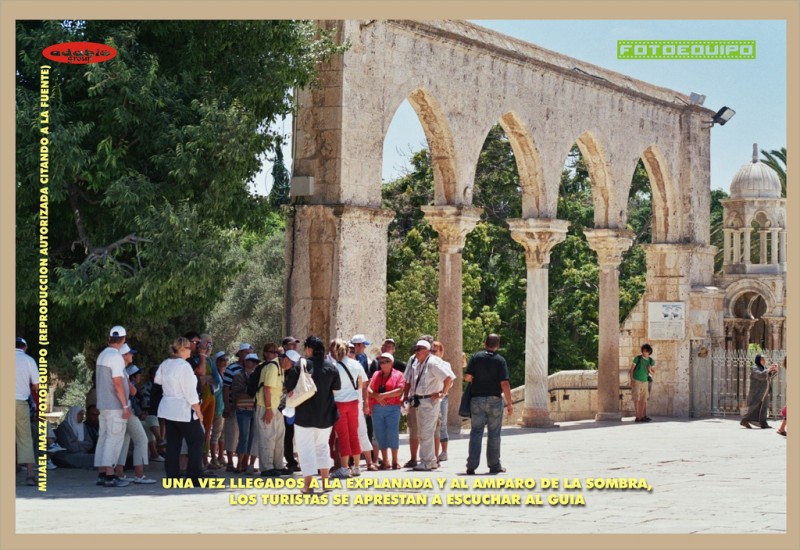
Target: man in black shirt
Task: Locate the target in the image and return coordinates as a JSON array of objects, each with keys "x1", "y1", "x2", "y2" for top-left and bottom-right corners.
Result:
[{"x1": 464, "y1": 334, "x2": 513, "y2": 475}]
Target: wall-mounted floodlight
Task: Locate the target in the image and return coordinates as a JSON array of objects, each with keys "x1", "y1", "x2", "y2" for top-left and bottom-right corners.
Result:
[
  {"x1": 689, "y1": 92, "x2": 706, "y2": 105},
  {"x1": 711, "y1": 106, "x2": 735, "y2": 126}
]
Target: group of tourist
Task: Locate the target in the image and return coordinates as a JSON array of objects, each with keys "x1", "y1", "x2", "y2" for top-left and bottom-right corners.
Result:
[
  {"x1": 31, "y1": 332, "x2": 786, "y2": 490},
  {"x1": 16, "y1": 327, "x2": 522, "y2": 489}
]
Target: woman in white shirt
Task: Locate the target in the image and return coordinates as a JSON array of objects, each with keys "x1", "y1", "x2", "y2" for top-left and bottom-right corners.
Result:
[{"x1": 155, "y1": 337, "x2": 204, "y2": 484}]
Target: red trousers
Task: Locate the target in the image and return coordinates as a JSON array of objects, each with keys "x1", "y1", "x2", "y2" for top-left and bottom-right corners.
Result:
[{"x1": 333, "y1": 400, "x2": 361, "y2": 457}]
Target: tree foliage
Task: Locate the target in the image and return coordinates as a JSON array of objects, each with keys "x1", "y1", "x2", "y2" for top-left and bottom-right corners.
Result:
[
  {"x1": 206, "y1": 231, "x2": 286, "y2": 355},
  {"x1": 760, "y1": 147, "x2": 787, "y2": 197},
  {"x1": 16, "y1": 20, "x2": 343, "y2": 373}
]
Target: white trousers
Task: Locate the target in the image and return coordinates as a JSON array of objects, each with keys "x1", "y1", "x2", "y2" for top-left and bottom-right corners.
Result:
[{"x1": 294, "y1": 425, "x2": 333, "y2": 477}]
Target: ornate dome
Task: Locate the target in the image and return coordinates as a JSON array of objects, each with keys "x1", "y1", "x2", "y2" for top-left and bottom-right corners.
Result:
[{"x1": 729, "y1": 144, "x2": 782, "y2": 199}]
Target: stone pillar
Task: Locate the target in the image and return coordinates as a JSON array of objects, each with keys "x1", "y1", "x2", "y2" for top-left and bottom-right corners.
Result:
[
  {"x1": 286, "y1": 204, "x2": 395, "y2": 343},
  {"x1": 742, "y1": 230, "x2": 751, "y2": 264},
  {"x1": 759, "y1": 231, "x2": 768, "y2": 264},
  {"x1": 507, "y1": 218, "x2": 569, "y2": 427},
  {"x1": 733, "y1": 231, "x2": 741, "y2": 263},
  {"x1": 584, "y1": 228, "x2": 634, "y2": 421},
  {"x1": 421, "y1": 205, "x2": 483, "y2": 434},
  {"x1": 771, "y1": 229, "x2": 779, "y2": 265},
  {"x1": 723, "y1": 229, "x2": 732, "y2": 264},
  {"x1": 779, "y1": 231, "x2": 787, "y2": 268}
]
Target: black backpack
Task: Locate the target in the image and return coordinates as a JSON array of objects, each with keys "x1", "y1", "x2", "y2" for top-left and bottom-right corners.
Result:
[{"x1": 246, "y1": 360, "x2": 278, "y2": 398}]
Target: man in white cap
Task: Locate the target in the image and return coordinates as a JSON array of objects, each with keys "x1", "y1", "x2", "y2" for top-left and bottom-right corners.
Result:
[
  {"x1": 350, "y1": 334, "x2": 371, "y2": 376},
  {"x1": 112, "y1": 345, "x2": 156, "y2": 484},
  {"x1": 95, "y1": 326, "x2": 132, "y2": 487},
  {"x1": 221, "y1": 343, "x2": 251, "y2": 471},
  {"x1": 405, "y1": 339, "x2": 453, "y2": 472},
  {"x1": 15, "y1": 337, "x2": 39, "y2": 486}
]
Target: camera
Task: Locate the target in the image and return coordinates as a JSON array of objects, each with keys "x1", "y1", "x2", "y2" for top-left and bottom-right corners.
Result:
[
  {"x1": 411, "y1": 396, "x2": 421, "y2": 408},
  {"x1": 379, "y1": 385, "x2": 386, "y2": 393}
]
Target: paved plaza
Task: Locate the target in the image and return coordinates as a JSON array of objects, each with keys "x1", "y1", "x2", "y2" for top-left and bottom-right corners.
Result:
[{"x1": 15, "y1": 416, "x2": 789, "y2": 535}]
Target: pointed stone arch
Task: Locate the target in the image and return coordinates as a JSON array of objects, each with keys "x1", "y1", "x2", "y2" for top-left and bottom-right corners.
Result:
[
  {"x1": 575, "y1": 131, "x2": 613, "y2": 228},
  {"x1": 498, "y1": 111, "x2": 545, "y2": 218},
  {"x1": 640, "y1": 145, "x2": 679, "y2": 243},
  {"x1": 405, "y1": 88, "x2": 459, "y2": 205}
]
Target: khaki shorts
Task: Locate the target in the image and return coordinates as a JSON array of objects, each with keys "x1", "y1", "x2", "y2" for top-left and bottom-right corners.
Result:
[
  {"x1": 632, "y1": 380, "x2": 649, "y2": 401},
  {"x1": 406, "y1": 406, "x2": 418, "y2": 439}
]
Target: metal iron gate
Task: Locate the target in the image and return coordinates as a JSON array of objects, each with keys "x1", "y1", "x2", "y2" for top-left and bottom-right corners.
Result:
[{"x1": 711, "y1": 349, "x2": 786, "y2": 418}]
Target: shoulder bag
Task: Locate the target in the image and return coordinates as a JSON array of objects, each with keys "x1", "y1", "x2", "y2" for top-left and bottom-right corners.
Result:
[{"x1": 286, "y1": 359, "x2": 317, "y2": 408}]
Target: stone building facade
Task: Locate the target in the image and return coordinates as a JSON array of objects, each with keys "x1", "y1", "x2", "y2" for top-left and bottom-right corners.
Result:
[{"x1": 287, "y1": 20, "x2": 718, "y2": 429}]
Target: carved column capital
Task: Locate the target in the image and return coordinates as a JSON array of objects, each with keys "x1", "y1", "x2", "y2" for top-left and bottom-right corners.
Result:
[
  {"x1": 508, "y1": 218, "x2": 569, "y2": 269},
  {"x1": 584, "y1": 228, "x2": 634, "y2": 268},
  {"x1": 421, "y1": 205, "x2": 483, "y2": 254}
]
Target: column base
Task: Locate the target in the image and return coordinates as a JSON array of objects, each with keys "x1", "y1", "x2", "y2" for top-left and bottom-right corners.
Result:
[
  {"x1": 520, "y1": 407, "x2": 556, "y2": 428},
  {"x1": 594, "y1": 412, "x2": 622, "y2": 422}
]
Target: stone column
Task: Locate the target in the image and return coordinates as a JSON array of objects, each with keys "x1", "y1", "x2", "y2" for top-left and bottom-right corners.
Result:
[
  {"x1": 584, "y1": 228, "x2": 634, "y2": 421},
  {"x1": 770, "y1": 229, "x2": 779, "y2": 265},
  {"x1": 723, "y1": 229, "x2": 732, "y2": 264},
  {"x1": 733, "y1": 231, "x2": 741, "y2": 263},
  {"x1": 286, "y1": 204, "x2": 395, "y2": 343},
  {"x1": 779, "y1": 231, "x2": 787, "y2": 268},
  {"x1": 507, "y1": 218, "x2": 569, "y2": 427},
  {"x1": 421, "y1": 205, "x2": 483, "y2": 434},
  {"x1": 742, "y1": 230, "x2": 751, "y2": 264},
  {"x1": 759, "y1": 231, "x2": 768, "y2": 264}
]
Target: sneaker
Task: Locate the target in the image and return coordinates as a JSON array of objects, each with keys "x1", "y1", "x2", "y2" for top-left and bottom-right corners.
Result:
[
  {"x1": 330, "y1": 467, "x2": 351, "y2": 479},
  {"x1": 350, "y1": 466, "x2": 361, "y2": 477},
  {"x1": 46, "y1": 458, "x2": 58, "y2": 470},
  {"x1": 278, "y1": 468, "x2": 293, "y2": 476},
  {"x1": 413, "y1": 463, "x2": 431, "y2": 472},
  {"x1": 104, "y1": 476, "x2": 131, "y2": 487},
  {"x1": 208, "y1": 459, "x2": 221, "y2": 469},
  {"x1": 466, "y1": 468, "x2": 476, "y2": 475},
  {"x1": 26, "y1": 476, "x2": 37, "y2": 486},
  {"x1": 245, "y1": 466, "x2": 256, "y2": 475},
  {"x1": 438, "y1": 451, "x2": 448, "y2": 462},
  {"x1": 150, "y1": 455, "x2": 165, "y2": 462},
  {"x1": 403, "y1": 459, "x2": 417, "y2": 468},
  {"x1": 133, "y1": 475, "x2": 157, "y2": 484},
  {"x1": 226, "y1": 464, "x2": 237, "y2": 473},
  {"x1": 96, "y1": 475, "x2": 105, "y2": 486},
  {"x1": 47, "y1": 443, "x2": 66, "y2": 453},
  {"x1": 261, "y1": 469, "x2": 281, "y2": 478},
  {"x1": 489, "y1": 466, "x2": 507, "y2": 474}
]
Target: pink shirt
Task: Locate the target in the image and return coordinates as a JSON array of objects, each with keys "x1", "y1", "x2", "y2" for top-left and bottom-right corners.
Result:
[{"x1": 368, "y1": 369, "x2": 405, "y2": 407}]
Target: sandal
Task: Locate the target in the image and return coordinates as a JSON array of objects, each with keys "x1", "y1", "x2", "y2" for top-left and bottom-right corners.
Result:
[
  {"x1": 777, "y1": 430, "x2": 787, "y2": 436},
  {"x1": 367, "y1": 464, "x2": 379, "y2": 471},
  {"x1": 26, "y1": 476, "x2": 36, "y2": 486},
  {"x1": 379, "y1": 463, "x2": 391, "y2": 471},
  {"x1": 392, "y1": 463, "x2": 400, "y2": 470}
]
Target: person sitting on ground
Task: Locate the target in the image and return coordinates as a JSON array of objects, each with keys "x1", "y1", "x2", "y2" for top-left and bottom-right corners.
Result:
[{"x1": 53, "y1": 406, "x2": 96, "y2": 469}]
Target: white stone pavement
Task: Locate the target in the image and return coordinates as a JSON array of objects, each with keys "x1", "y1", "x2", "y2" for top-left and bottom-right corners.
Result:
[{"x1": 15, "y1": 416, "x2": 788, "y2": 535}]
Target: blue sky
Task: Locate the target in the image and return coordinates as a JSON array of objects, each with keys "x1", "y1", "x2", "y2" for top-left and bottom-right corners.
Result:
[{"x1": 255, "y1": 19, "x2": 786, "y2": 196}]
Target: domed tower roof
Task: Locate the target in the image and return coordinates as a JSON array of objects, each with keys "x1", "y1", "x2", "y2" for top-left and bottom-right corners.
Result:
[{"x1": 729, "y1": 144, "x2": 782, "y2": 199}]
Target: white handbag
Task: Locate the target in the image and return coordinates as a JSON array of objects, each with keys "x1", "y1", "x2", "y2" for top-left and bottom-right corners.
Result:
[{"x1": 285, "y1": 359, "x2": 317, "y2": 408}]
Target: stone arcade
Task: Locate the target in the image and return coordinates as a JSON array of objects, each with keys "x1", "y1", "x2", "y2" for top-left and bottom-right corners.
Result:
[{"x1": 285, "y1": 20, "x2": 737, "y2": 428}]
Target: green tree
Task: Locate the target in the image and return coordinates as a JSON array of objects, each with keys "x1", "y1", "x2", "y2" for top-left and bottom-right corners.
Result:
[
  {"x1": 760, "y1": 147, "x2": 787, "y2": 197},
  {"x1": 16, "y1": 20, "x2": 344, "y2": 373},
  {"x1": 206, "y1": 231, "x2": 286, "y2": 355},
  {"x1": 268, "y1": 144, "x2": 291, "y2": 209}
]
